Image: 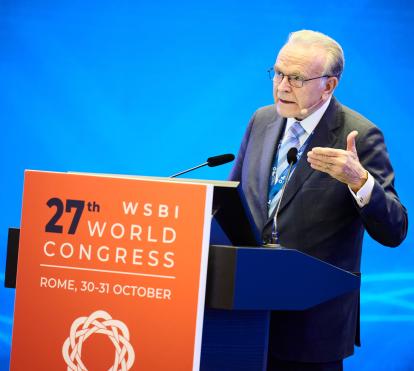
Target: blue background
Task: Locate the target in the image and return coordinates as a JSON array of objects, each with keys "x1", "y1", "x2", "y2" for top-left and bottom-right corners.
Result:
[{"x1": 0, "y1": 1, "x2": 413, "y2": 370}]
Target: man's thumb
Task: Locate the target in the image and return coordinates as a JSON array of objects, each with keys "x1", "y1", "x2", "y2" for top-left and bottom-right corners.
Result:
[{"x1": 346, "y1": 130, "x2": 358, "y2": 153}]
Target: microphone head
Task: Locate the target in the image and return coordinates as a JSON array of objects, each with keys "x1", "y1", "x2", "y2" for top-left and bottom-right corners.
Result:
[
  {"x1": 207, "y1": 153, "x2": 235, "y2": 167},
  {"x1": 287, "y1": 147, "x2": 298, "y2": 165}
]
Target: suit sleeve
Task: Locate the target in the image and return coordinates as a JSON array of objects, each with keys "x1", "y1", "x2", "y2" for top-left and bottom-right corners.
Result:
[
  {"x1": 228, "y1": 111, "x2": 256, "y2": 181},
  {"x1": 355, "y1": 126, "x2": 408, "y2": 247}
]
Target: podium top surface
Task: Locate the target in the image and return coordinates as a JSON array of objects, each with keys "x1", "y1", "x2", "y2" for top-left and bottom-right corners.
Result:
[
  {"x1": 67, "y1": 171, "x2": 240, "y2": 187},
  {"x1": 206, "y1": 245, "x2": 361, "y2": 311}
]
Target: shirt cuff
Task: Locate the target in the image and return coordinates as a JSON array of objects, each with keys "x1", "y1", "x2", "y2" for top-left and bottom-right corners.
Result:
[{"x1": 348, "y1": 171, "x2": 375, "y2": 207}]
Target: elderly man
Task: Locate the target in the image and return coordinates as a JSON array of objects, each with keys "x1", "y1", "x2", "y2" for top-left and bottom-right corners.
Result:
[{"x1": 229, "y1": 30, "x2": 408, "y2": 371}]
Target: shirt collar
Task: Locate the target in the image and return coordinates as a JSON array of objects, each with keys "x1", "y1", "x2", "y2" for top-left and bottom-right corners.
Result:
[{"x1": 286, "y1": 95, "x2": 332, "y2": 135}]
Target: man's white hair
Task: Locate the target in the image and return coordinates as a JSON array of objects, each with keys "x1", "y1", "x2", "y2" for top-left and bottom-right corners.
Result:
[{"x1": 286, "y1": 30, "x2": 345, "y2": 80}]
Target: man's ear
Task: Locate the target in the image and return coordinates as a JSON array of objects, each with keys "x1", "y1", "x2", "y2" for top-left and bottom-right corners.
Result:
[{"x1": 324, "y1": 76, "x2": 339, "y2": 96}]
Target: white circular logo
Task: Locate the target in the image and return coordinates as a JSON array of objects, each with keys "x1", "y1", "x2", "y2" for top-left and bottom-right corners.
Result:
[{"x1": 62, "y1": 310, "x2": 135, "y2": 371}]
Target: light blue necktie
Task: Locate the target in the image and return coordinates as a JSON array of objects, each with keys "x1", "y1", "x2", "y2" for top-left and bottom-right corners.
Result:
[{"x1": 268, "y1": 121, "x2": 305, "y2": 216}]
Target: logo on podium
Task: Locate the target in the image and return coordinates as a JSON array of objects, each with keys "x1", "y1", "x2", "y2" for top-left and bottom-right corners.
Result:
[{"x1": 62, "y1": 310, "x2": 135, "y2": 371}]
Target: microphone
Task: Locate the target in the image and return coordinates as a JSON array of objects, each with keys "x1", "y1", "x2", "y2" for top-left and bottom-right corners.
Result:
[
  {"x1": 207, "y1": 154, "x2": 235, "y2": 167},
  {"x1": 287, "y1": 147, "x2": 298, "y2": 165},
  {"x1": 169, "y1": 153, "x2": 235, "y2": 178},
  {"x1": 265, "y1": 147, "x2": 298, "y2": 248}
]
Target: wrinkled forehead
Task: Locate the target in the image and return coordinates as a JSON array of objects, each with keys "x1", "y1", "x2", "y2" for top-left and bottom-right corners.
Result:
[{"x1": 275, "y1": 43, "x2": 328, "y2": 76}]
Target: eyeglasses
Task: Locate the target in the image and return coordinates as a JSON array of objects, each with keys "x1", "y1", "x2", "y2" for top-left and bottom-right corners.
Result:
[{"x1": 267, "y1": 67, "x2": 331, "y2": 88}]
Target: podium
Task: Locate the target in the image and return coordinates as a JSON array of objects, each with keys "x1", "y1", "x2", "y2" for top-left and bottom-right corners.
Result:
[
  {"x1": 5, "y1": 172, "x2": 360, "y2": 370},
  {"x1": 6, "y1": 237, "x2": 360, "y2": 371},
  {"x1": 201, "y1": 245, "x2": 360, "y2": 370}
]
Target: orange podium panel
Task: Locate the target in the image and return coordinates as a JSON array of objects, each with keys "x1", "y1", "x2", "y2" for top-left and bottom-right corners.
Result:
[{"x1": 10, "y1": 170, "x2": 213, "y2": 371}]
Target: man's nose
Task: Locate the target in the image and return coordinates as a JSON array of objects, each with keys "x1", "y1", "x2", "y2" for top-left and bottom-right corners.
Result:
[{"x1": 276, "y1": 75, "x2": 291, "y2": 92}]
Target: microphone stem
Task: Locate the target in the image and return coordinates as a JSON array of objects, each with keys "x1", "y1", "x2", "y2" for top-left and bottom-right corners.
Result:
[{"x1": 169, "y1": 162, "x2": 208, "y2": 178}]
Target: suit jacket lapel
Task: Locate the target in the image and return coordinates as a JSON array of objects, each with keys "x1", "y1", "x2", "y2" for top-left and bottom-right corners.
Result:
[
  {"x1": 258, "y1": 115, "x2": 286, "y2": 222},
  {"x1": 267, "y1": 98, "x2": 342, "y2": 223}
]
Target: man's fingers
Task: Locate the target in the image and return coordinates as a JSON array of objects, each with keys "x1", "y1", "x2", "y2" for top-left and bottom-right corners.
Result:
[
  {"x1": 309, "y1": 160, "x2": 336, "y2": 174},
  {"x1": 309, "y1": 147, "x2": 347, "y2": 157},
  {"x1": 346, "y1": 130, "x2": 358, "y2": 153},
  {"x1": 307, "y1": 155, "x2": 336, "y2": 170}
]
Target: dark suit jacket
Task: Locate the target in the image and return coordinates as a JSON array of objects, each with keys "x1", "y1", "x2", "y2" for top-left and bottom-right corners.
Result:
[{"x1": 229, "y1": 97, "x2": 408, "y2": 362}]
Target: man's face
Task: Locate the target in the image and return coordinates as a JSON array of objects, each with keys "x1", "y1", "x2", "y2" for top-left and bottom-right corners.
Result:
[{"x1": 273, "y1": 43, "x2": 330, "y2": 119}]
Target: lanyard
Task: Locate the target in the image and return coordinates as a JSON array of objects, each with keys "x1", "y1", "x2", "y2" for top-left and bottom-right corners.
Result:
[{"x1": 268, "y1": 133, "x2": 313, "y2": 202}]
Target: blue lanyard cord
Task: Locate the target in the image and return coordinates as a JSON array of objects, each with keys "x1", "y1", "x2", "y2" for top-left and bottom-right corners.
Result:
[{"x1": 268, "y1": 133, "x2": 313, "y2": 202}]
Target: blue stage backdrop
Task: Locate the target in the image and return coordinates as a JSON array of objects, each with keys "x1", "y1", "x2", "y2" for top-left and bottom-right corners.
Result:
[{"x1": 0, "y1": 1, "x2": 413, "y2": 370}]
